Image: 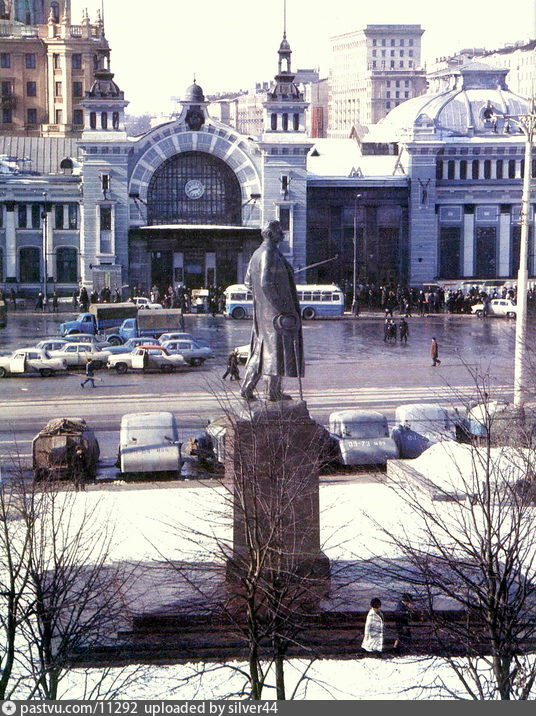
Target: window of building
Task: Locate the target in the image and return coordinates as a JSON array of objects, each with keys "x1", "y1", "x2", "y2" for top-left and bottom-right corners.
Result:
[
  {"x1": 381, "y1": 49, "x2": 386, "y2": 57},
  {"x1": 271, "y1": 113, "x2": 277, "y2": 130},
  {"x1": 508, "y1": 159, "x2": 516, "y2": 179},
  {"x1": 390, "y1": 50, "x2": 395, "y2": 57},
  {"x1": 73, "y1": 109, "x2": 83, "y2": 125},
  {"x1": 390, "y1": 61, "x2": 395, "y2": 68},
  {"x1": 56, "y1": 246, "x2": 77, "y2": 282},
  {"x1": 371, "y1": 60, "x2": 376, "y2": 69},
  {"x1": 27, "y1": 108, "x2": 37, "y2": 124},
  {"x1": 111, "y1": 111, "x2": 119, "y2": 129},
  {"x1": 19, "y1": 247, "x2": 40, "y2": 282},
  {"x1": 55, "y1": 205, "x2": 64, "y2": 229},
  {"x1": 386, "y1": 80, "x2": 391, "y2": 87},
  {"x1": 472, "y1": 159, "x2": 479, "y2": 179},
  {"x1": 436, "y1": 160, "x2": 444, "y2": 180},
  {"x1": 386, "y1": 102, "x2": 391, "y2": 109},
  {"x1": 282, "y1": 112, "x2": 288, "y2": 131},
  {"x1": 400, "y1": 39, "x2": 405, "y2": 46},
  {"x1": 31, "y1": 204, "x2": 41, "y2": 228},
  {"x1": 404, "y1": 91, "x2": 409, "y2": 98},
  {"x1": 400, "y1": 50, "x2": 404, "y2": 56},
  {"x1": 390, "y1": 39, "x2": 395, "y2": 46},
  {"x1": 386, "y1": 91, "x2": 390, "y2": 98},
  {"x1": 1, "y1": 80, "x2": 11, "y2": 95},
  {"x1": 90, "y1": 112, "x2": 96, "y2": 129},
  {"x1": 101, "y1": 112, "x2": 108, "y2": 129},
  {"x1": 396, "y1": 80, "x2": 400, "y2": 87},
  {"x1": 25, "y1": 53, "x2": 36, "y2": 69},
  {"x1": 372, "y1": 49, "x2": 376, "y2": 57},
  {"x1": 0, "y1": 206, "x2": 3, "y2": 228},
  {"x1": 18, "y1": 204, "x2": 27, "y2": 228},
  {"x1": 484, "y1": 160, "x2": 492, "y2": 180},
  {"x1": 73, "y1": 81, "x2": 83, "y2": 98},
  {"x1": 71, "y1": 53, "x2": 82, "y2": 70},
  {"x1": 55, "y1": 81, "x2": 62, "y2": 97},
  {"x1": 26, "y1": 81, "x2": 36, "y2": 96},
  {"x1": 50, "y1": 1, "x2": 59, "y2": 22},
  {"x1": 100, "y1": 205, "x2": 112, "y2": 231},
  {"x1": 409, "y1": 50, "x2": 413, "y2": 57},
  {"x1": 372, "y1": 39, "x2": 376, "y2": 46},
  {"x1": 53, "y1": 53, "x2": 60, "y2": 69},
  {"x1": 409, "y1": 39, "x2": 414, "y2": 46},
  {"x1": 447, "y1": 160, "x2": 455, "y2": 180},
  {"x1": 381, "y1": 39, "x2": 385, "y2": 46},
  {"x1": 458, "y1": 160, "x2": 467, "y2": 179},
  {"x1": 2, "y1": 108, "x2": 12, "y2": 123},
  {"x1": 395, "y1": 91, "x2": 399, "y2": 98},
  {"x1": 293, "y1": 113, "x2": 299, "y2": 131},
  {"x1": 496, "y1": 159, "x2": 503, "y2": 179},
  {"x1": 279, "y1": 206, "x2": 290, "y2": 232},
  {"x1": 409, "y1": 60, "x2": 413, "y2": 68},
  {"x1": 399, "y1": 61, "x2": 404, "y2": 68},
  {"x1": 68, "y1": 204, "x2": 78, "y2": 229},
  {"x1": 0, "y1": 53, "x2": 10, "y2": 68},
  {"x1": 55, "y1": 109, "x2": 62, "y2": 124}
]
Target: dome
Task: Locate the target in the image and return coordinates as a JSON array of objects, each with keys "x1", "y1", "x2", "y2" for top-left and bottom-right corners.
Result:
[
  {"x1": 184, "y1": 81, "x2": 205, "y2": 103},
  {"x1": 88, "y1": 69, "x2": 123, "y2": 99},
  {"x1": 279, "y1": 36, "x2": 291, "y2": 52},
  {"x1": 377, "y1": 62, "x2": 529, "y2": 139}
]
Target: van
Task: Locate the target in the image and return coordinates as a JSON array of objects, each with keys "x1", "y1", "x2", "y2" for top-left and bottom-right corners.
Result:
[{"x1": 118, "y1": 412, "x2": 182, "y2": 477}]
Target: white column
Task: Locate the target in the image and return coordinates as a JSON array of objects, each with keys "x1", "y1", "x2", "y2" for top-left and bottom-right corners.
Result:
[
  {"x1": 5, "y1": 205, "x2": 16, "y2": 279},
  {"x1": 498, "y1": 211, "x2": 511, "y2": 277},
  {"x1": 463, "y1": 211, "x2": 475, "y2": 276},
  {"x1": 46, "y1": 206, "x2": 53, "y2": 280}
]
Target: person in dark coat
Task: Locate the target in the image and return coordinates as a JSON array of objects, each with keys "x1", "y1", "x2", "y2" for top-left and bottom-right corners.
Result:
[
  {"x1": 393, "y1": 593, "x2": 420, "y2": 653},
  {"x1": 399, "y1": 318, "x2": 409, "y2": 343},
  {"x1": 35, "y1": 291, "x2": 44, "y2": 311},
  {"x1": 80, "y1": 358, "x2": 96, "y2": 388},
  {"x1": 71, "y1": 445, "x2": 87, "y2": 492},
  {"x1": 430, "y1": 337, "x2": 441, "y2": 366},
  {"x1": 240, "y1": 221, "x2": 303, "y2": 402},
  {"x1": 51, "y1": 291, "x2": 59, "y2": 313},
  {"x1": 79, "y1": 286, "x2": 89, "y2": 311},
  {"x1": 222, "y1": 350, "x2": 240, "y2": 381}
]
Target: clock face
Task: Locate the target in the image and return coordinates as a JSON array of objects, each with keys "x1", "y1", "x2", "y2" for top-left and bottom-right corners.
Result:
[{"x1": 184, "y1": 179, "x2": 205, "y2": 200}]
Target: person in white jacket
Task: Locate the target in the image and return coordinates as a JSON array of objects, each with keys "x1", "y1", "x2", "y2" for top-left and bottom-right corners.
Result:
[{"x1": 362, "y1": 597, "x2": 384, "y2": 654}]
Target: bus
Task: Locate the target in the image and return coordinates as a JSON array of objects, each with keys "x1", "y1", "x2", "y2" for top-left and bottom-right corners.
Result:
[{"x1": 224, "y1": 284, "x2": 345, "y2": 320}]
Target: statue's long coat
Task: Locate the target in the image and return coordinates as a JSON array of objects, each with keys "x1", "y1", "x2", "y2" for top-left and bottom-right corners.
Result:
[{"x1": 245, "y1": 240, "x2": 304, "y2": 378}]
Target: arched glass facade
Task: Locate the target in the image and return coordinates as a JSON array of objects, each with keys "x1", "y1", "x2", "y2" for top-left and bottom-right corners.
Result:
[{"x1": 147, "y1": 151, "x2": 242, "y2": 226}]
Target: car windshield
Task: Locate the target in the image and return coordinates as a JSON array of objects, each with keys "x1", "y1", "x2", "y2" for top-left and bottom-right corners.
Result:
[{"x1": 341, "y1": 421, "x2": 387, "y2": 439}]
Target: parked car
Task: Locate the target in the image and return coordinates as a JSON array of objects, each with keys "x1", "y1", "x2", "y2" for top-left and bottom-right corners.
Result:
[
  {"x1": 48, "y1": 342, "x2": 112, "y2": 369},
  {"x1": 328, "y1": 409, "x2": 399, "y2": 466},
  {"x1": 392, "y1": 403, "x2": 458, "y2": 458},
  {"x1": 471, "y1": 299, "x2": 517, "y2": 318},
  {"x1": 130, "y1": 296, "x2": 163, "y2": 310},
  {"x1": 32, "y1": 417, "x2": 99, "y2": 482},
  {"x1": 0, "y1": 348, "x2": 68, "y2": 378},
  {"x1": 61, "y1": 334, "x2": 113, "y2": 348},
  {"x1": 35, "y1": 339, "x2": 69, "y2": 353},
  {"x1": 107, "y1": 345, "x2": 187, "y2": 374},
  {"x1": 117, "y1": 411, "x2": 181, "y2": 477},
  {"x1": 158, "y1": 332, "x2": 210, "y2": 348},
  {"x1": 160, "y1": 339, "x2": 214, "y2": 366},
  {"x1": 106, "y1": 337, "x2": 157, "y2": 355},
  {"x1": 235, "y1": 343, "x2": 250, "y2": 364}
]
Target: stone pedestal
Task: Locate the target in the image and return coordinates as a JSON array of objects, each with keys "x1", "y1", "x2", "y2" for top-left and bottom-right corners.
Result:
[{"x1": 225, "y1": 400, "x2": 330, "y2": 588}]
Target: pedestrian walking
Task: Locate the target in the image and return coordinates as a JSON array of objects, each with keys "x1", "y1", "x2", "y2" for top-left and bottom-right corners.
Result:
[
  {"x1": 51, "y1": 291, "x2": 59, "y2": 313},
  {"x1": 35, "y1": 291, "x2": 44, "y2": 311},
  {"x1": 222, "y1": 350, "x2": 240, "y2": 381},
  {"x1": 399, "y1": 318, "x2": 409, "y2": 343},
  {"x1": 388, "y1": 318, "x2": 397, "y2": 342},
  {"x1": 71, "y1": 445, "x2": 87, "y2": 492},
  {"x1": 383, "y1": 318, "x2": 390, "y2": 342},
  {"x1": 430, "y1": 336, "x2": 441, "y2": 366},
  {"x1": 81, "y1": 358, "x2": 96, "y2": 388},
  {"x1": 393, "y1": 593, "x2": 420, "y2": 654},
  {"x1": 9, "y1": 288, "x2": 17, "y2": 311},
  {"x1": 361, "y1": 597, "x2": 384, "y2": 656}
]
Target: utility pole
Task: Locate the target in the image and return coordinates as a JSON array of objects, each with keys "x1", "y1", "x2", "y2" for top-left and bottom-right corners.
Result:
[{"x1": 508, "y1": 98, "x2": 536, "y2": 407}]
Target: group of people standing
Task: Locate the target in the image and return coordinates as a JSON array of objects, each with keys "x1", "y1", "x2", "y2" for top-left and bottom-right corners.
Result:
[
  {"x1": 383, "y1": 316, "x2": 409, "y2": 344},
  {"x1": 361, "y1": 594, "x2": 420, "y2": 657}
]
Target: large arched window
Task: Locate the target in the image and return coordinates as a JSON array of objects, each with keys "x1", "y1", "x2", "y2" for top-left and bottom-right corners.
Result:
[
  {"x1": 50, "y1": 1, "x2": 59, "y2": 22},
  {"x1": 56, "y1": 246, "x2": 77, "y2": 282},
  {"x1": 147, "y1": 151, "x2": 242, "y2": 226},
  {"x1": 19, "y1": 247, "x2": 40, "y2": 282}
]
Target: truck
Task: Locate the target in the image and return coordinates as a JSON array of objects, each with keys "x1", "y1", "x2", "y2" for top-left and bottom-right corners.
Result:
[
  {"x1": 59, "y1": 303, "x2": 138, "y2": 343},
  {"x1": 118, "y1": 309, "x2": 185, "y2": 343},
  {"x1": 32, "y1": 417, "x2": 100, "y2": 482}
]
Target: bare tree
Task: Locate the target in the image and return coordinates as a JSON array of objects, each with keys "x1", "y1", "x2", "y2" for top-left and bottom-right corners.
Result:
[{"x1": 365, "y1": 379, "x2": 536, "y2": 700}]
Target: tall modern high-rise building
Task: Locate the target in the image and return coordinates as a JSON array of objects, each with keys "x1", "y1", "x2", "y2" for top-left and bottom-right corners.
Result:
[
  {"x1": 328, "y1": 24, "x2": 427, "y2": 138},
  {"x1": 0, "y1": 0, "x2": 108, "y2": 136}
]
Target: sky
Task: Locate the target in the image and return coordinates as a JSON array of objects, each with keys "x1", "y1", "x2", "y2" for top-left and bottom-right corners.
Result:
[{"x1": 78, "y1": 0, "x2": 536, "y2": 115}]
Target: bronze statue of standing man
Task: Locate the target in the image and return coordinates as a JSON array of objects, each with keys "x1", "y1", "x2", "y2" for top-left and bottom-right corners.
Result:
[{"x1": 241, "y1": 220, "x2": 304, "y2": 402}]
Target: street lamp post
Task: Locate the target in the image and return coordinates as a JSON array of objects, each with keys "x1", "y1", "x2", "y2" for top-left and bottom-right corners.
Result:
[
  {"x1": 509, "y1": 100, "x2": 536, "y2": 408},
  {"x1": 351, "y1": 193, "x2": 362, "y2": 316}
]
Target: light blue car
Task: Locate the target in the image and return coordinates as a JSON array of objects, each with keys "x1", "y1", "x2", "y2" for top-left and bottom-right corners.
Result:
[{"x1": 106, "y1": 337, "x2": 156, "y2": 355}]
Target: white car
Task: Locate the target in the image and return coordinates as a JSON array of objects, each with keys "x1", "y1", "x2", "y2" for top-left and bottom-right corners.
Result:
[
  {"x1": 131, "y1": 296, "x2": 162, "y2": 310},
  {"x1": 49, "y1": 342, "x2": 112, "y2": 369},
  {"x1": 160, "y1": 339, "x2": 214, "y2": 366},
  {"x1": 107, "y1": 345, "x2": 187, "y2": 374},
  {"x1": 61, "y1": 334, "x2": 113, "y2": 348},
  {"x1": 35, "y1": 339, "x2": 69, "y2": 353},
  {"x1": 158, "y1": 332, "x2": 210, "y2": 348},
  {"x1": 0, "y1": 348, "x2": 68, "y2": 378},
  {"x1": 235, "y1": 343, "x2": 250, "y2": 364},
  {"x1": 471, "y1": 299, "x2": 517, "y2": 318}
]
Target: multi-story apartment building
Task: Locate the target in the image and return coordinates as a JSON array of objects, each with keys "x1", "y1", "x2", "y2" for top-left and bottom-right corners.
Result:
[
  {"x1": 328, "y1": 24, "x2": 427, "y2": 137},
  {"x1": 0, "y1": 0, "x2": 108, "y2": 136}
]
